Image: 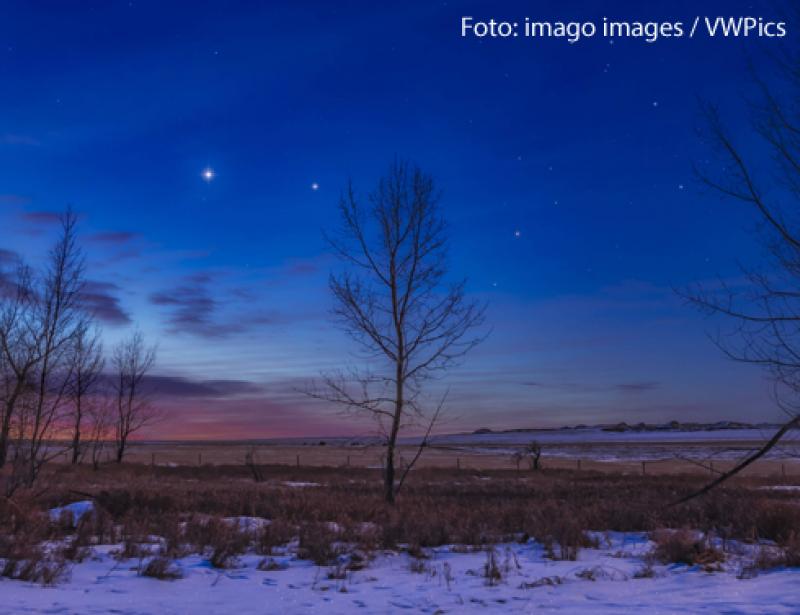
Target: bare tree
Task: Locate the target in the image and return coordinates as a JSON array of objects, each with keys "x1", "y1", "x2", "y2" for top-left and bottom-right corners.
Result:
[
  {"x1": 681, "y1": 41, "x2": 800, "y2": 500},
  {"x1": 19, "y1": 209, "x2": 89, "y2": 487},
  {"x1": 66, "y1": 322, "x2": 104, "y2": 464},
  {"x1": 0, "y1": 262, "x2": 39, "y2": 469},
  {"x1": 315, "y1": 161, "x2": 486, "y2": 503},
  {"x1": 86, "y1": 395, "x2": 113, "y2": 470},
  {"x1": 112, "y1": 330, "x2": 156, "y2": 463},
  {"x1": 513, "y1": 441, "x2": 542, "y2": 471}
]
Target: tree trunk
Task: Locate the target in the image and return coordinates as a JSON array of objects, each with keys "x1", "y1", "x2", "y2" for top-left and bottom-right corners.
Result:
[
  {"x1": 71, "y1": 427, "x2": 81, "y2": 464},
  {"x1": 384, "y1": 444, "x2": 396, "y2": 503},
  {"x1": 0, "y1": 409, "x2": 12, "y2": 468},
  {"x1": 0, "y1": 388, "x2": 22, "y2": 468},
  {"x1": 384, "y1": 369, "x2": 404, "y2": 504}
]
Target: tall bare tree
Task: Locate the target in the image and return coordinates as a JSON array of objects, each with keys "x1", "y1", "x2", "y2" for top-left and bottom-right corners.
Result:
[
  {"x1": 680, "y1": 41, "x2": 800, "y2": 500},
  {"x1": 112, "y1": 330, "x2": 156, "y2": 463},
  {"x1": 0, "y1": 210, "x2": 90, "y2": 493},
  {"x1": 317, "y1": 161, "x2": 486, "y2": 503},
  {"x1": 22, "y1": 209, "x2": 88, "y2": 486},
  {"x1": 66, "y1": 322, "x2": 104, "y2": 464}
]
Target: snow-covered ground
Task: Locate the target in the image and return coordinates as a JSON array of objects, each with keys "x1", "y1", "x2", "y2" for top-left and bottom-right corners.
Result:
[
  {"x1": 412, "y1": 427, "x2": 800, "y2": 461},
  {"x1": 1, "y1": 531, "x2": 797, "y2": 614},
  {"x1": 426, "y1": 427, "x2": 790, "y2": 446}
]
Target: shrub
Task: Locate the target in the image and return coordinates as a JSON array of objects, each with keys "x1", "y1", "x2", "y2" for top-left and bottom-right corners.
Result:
[
  {"x1": 408, "y1": 558, "x2": 428, "y2": 574},
  {"x1": 256, "y1": 520, "x2": 295, "y2": 555},
  {"x1": 0, "y1": 544, "x2": 67, "y2": 585},
  {"x1": 181, "y1": 516, "x2": 250, "y2": 568},
  {"x1": 650, "y1": 530, "x2": 724, "y2": 568},
  {"x1": 298, "y1": 523, "x2": 341, "y2": 566},
  {"x1": 483, "y1": 547, "x2": 502, "y2": 586},
  {"x1": 257, "y1": 557, "x2": 288, "y2": 571},
  {"x1": 140, "y1": 556, "x2": 182, "y2": 580}
]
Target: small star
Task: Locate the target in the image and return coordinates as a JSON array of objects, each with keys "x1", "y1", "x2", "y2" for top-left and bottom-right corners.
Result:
[
  {"x1": 492, "y1": 281, "x2": 498, "y2": 287},
  {"x1": 202, "y1": 167, "x2": 215, "y2": 182},
  {"x1": 652, "y1": 101, "x2": 659, "y2": 108},
  {"x1": 311, "y1": 182, "x2": 320, "y2": 191},
  {"x1": 213, "y1": 50, "x2": 219, "y2": 55},
  {"x1": 517, "y1": 155, "x2": 523, "y2": 161},
  {"x1": 609, "y1": 39, "x2": 615, "y2": 45},
  {"x1": 514, "y1": 230, "x2": 521, "y2": 238},
  {"x1": 678, "y1": 184, "x2": 684, "y2": 190}
]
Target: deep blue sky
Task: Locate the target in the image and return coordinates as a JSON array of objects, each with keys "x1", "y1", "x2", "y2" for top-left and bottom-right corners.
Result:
[{"x1": 0, "y1": 1, "x2": 792, "y2": 437}]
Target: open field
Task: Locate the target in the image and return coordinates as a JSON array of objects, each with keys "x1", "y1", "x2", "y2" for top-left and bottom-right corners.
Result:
[
  {"x1": 63, "y1": 427, "x2": 800, "y2": 478},
  {"x1": 2, "y1": 453, "x2": 800, "y2": 613},
  {"x1": 4, "y1": 430, "x2": 800, "y2": 613}
]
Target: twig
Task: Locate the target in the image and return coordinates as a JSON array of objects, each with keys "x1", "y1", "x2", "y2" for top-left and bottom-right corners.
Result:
[{"x1": 672, "y1": 415, "x2": 800, "y2": 505}]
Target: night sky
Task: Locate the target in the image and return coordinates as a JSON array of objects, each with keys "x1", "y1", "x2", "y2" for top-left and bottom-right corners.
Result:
[{"x1": 0, "y1": 1, "x2": 791, "y2": 438}]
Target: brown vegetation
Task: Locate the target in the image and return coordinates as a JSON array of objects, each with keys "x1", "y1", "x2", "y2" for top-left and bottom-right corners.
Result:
[{"x1": 1, "y1": 463, "x2": 799, "y2": 584}]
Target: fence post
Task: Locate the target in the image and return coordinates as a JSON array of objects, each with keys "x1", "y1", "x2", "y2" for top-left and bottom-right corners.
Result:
[
  {"x1": 151, "y1": 452, "x2": 155, "y2": 466},
  {"x1": 782, "y1": 463, "x2": 786, "y2": 478},
  {"x1": 709, "y1": 461, "x2": 714, "y2": 475},
  {"x1": 577, "y1": 459, "x2": 582, "y2": 471},
  {"x1": 456, "y1": 457, "x2": 460, "y2": 470},
  {"x1": 642, "y1": 461, "x2": 646, "y2": 475},
  {"x1": 198, "y1": 452, "x2": 202, "y2": 466},
  {"x1": 346, "y1": 455, "x2": 350, "y2": 467},
  {"x1": 296, "y1": 454, "x2": 300, "y2": 468}
]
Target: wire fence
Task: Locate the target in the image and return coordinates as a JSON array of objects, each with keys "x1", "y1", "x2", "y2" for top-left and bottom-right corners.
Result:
[{"x1": 46, "y1": 443, "x2": 800, "y2": 478}]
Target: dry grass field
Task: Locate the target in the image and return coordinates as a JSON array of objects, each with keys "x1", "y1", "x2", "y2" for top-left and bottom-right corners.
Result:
[
  {"x1": 3, "y1": 447, "x2": 800, "y2": 613},
  {"x1": 58, "y1": 440, "x2": 800, "y2": 479}
]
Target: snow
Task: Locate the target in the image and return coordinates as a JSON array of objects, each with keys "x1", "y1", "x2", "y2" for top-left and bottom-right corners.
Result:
[
  {"x1": 403, "y1": 427, "x2": 800, "y2": 462},
  {"x1": 283, "y1": 481, "x2": 321, "y2": 488},
  {"x1": 1, "y1": 532, "x2": 797, "y2": 614},
  {"x1": 424, "y1": 427, "x2": 791, "y2": 446},
  {"x1": 48, "y1": 500, "x2": 95, "y2": 525}
]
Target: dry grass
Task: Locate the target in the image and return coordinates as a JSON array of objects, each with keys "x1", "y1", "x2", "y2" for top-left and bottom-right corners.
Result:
[
  {"x1": 1, "y1": 461, "x2": 799, "y2": 584},
  {"x1": 649, "y1": 529, "x2": 724, "y2": 569},
  {"x1": 140, "y1": 556, "x2": 182, "y2": 580}
]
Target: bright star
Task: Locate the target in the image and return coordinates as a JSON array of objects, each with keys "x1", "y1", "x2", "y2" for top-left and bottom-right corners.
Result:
[
  {"x1": 514, "y1": 230, "x2": 521, "y2": 238},
  {"x1": 311, "y1": 182, "x2": 320, "y2": 191},
  {"x1": 202, "y1": 167, "x2": 215, "y2": 182}
]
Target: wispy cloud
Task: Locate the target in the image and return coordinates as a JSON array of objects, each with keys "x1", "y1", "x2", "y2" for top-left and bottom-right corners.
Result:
[
  {"x1": 0, "y1": 248, "x2": 19, "y2": 265},
  {"x1": 150, "y1": 275, "x2": 243, "y2": 338},
  {"x1": 88, "y1": 231, "x2": 140, "y2": 244},
  {"x1": 615, "y1": 381, "x2": 660, "y2": 393},
  {"x1": 20, "y1": 211, "x2": 61, "y2": 225},
  {"x1": 80, "y1": 280, "x2": 131, "y2": 325},
  {"x1": 140, "y1": 374, "x2": 267, "y2": 398}
]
